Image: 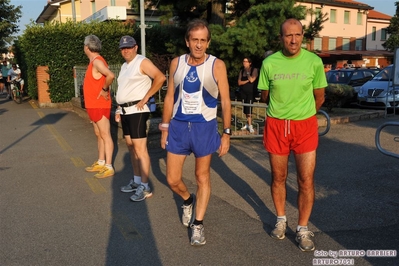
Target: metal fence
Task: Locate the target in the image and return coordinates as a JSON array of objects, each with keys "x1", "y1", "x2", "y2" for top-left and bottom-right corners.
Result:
[
  {"x1": 73, "y1": 64, "x2": 121, "y2": 98},
  {"x1": 73, "y1": 65, "x2": 329, "y2": 138},
  {"x1": 230, "y1": 100, "x2": 266, "y2": 138},
  {"x1": 74, "y1": 64, "x2": 166, "y2": 107}
]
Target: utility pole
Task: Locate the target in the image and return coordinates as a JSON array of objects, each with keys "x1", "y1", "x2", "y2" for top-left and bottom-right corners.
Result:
[
  {"x1": 71, "y1": 0, "x2": 76, "y2": 22},
  {"x1": 140, "y1": 0, "x2": 146, "y2": 56}
]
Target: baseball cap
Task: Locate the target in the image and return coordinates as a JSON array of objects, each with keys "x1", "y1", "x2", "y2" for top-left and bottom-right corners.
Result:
[{"x1": 119, "y1": 36, "x2": 137, "y2": 49}]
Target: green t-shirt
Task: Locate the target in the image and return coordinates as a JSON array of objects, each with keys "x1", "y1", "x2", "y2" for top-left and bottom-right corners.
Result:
[{"x1": 258, "y1": 49, "x2": 327, "y2": 120}]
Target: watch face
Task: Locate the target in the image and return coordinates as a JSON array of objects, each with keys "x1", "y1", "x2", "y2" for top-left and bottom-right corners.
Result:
[{"x1": 224, "y1": 128, "x2": 231, "y2": 135}]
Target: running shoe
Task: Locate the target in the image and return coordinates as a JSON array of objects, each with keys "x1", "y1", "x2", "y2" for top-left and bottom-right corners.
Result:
[
  {"x1": 121, "y1": 179, "x2": 140, "y2": 193},
  {"x1": 181, "y1": 194, "x2": 194, "y2": 227},
  {"x1": 296, "y1": 228, "x2": 315, "y2": 251},
  {"x1": 130, "y1": 184, "x2": 153, "y2": 202},
  {"x1": 94, "y1": 166, "x2": 114, "y2": 178},
  {"x1": 270, "y1": 219, "x2": 287, "y2": 240},
  {"x1": 248, "y1": 125, "x2": 255, "y2": 133},
  {"x1": 190, "y1": 224, "x2": 206, "y2": 246},
  {"x1": 85, "y1": 161, "x2": 104, "y2": 172}
]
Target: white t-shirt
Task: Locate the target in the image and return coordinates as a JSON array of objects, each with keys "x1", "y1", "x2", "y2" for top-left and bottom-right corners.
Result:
[
  {"x1": 116, "y1": 54, "x2": 152, "y2": 114},
  {"x1": 8, "y1": 68, "x2": 21, "y2": 81}
]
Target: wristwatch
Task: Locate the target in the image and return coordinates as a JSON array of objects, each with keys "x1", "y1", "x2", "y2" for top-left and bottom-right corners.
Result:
[
  {"x1": 223, "y1": 128, "x2": 232, "y2": 135},
  {"x1": 102, "y1": 87, "x2": 109, "y2": 92}
]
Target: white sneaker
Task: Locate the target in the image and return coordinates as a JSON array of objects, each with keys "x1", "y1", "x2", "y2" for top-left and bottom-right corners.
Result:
[
  {"x1": 241, "y1": 124, "x2": 248, "y2": 130},
  {"x1": 182, "y1": 199, "x2": 194, "y2": 227},
  {"x1": 190, "y1": 224, "x2": 206, "y2": 246},
  {"x1": 248, "y1": 125, "x2": 255, "y2": 133}
]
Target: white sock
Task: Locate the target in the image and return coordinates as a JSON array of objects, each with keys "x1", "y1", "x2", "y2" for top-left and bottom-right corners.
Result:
[
  {"x1": 134, "y1": 175, "x2": 141, "y2": 184},
  {"x1": 97, "y1": 160, "x2": 105, "y2": 165},
  {"x1": 141, "y1": 182, "x2": 149, "y2": 190},
  {"x1": 105, "y1": 164, "x2": 113, "y2": 169},
  {"x1": 277, "y1": 215, "x2": 287, "y2": 222},
  {"x1": 297, "y1": 225, "x2": 308, "y2": 232}
]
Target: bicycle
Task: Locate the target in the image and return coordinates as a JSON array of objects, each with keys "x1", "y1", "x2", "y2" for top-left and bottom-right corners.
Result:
[{"x1": 10, "y1": 79, "x2": 23, "y2": 104}]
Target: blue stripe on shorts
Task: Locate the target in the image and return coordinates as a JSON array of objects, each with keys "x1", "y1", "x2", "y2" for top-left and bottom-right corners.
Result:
[{"x1": 166, "y1": 119, "x2": 221, "y2": 157}]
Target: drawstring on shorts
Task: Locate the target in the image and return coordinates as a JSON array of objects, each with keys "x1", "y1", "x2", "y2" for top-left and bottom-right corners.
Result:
[{"x1": 284, "y1": 120, "x2": 291, "y2": 138}]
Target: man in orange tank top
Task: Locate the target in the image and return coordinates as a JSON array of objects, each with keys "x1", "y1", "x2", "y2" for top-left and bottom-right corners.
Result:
[{"x1": 83, "y1": 35, "x2": 115, "y2": 178}]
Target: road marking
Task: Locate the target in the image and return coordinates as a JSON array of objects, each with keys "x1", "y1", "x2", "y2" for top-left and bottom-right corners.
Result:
[
  {"x1": 112, "y1": 211, "x2": 142, "y2": 240},
  {"x1": 29, "y1": 101, "x2": 38, "y2": 109},
  {"x1": 71, "y1": 156, "x2": 86, "y2": 167},
  {"x1": 85, "y1": 177, "x2": 107, "y2": 194},
  {"x1": 34, "y1": 110, "x2": 73, "y2": 151},
  {"x1": 29, "y1": 100, "x2": 105, "y2": 195},
  {"x1": 46, "y1": 124, "x2": 73, "y2": 151}
]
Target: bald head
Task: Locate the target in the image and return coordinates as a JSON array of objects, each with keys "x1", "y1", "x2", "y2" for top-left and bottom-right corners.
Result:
[
  {"x1": 279, "y1": 18, "x2": 304, "y2": 57},
  {"x1": 280, "y1": 18, "x2": 303, "y2": 36}
]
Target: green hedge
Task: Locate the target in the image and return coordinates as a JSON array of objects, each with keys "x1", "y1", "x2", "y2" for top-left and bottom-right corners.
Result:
[
  {"x1": 15, "y1": 20, "x2": 139, "y2": 102},
  {"x1": 324, "y1": 83, "x2": 355, "y2": 112}
]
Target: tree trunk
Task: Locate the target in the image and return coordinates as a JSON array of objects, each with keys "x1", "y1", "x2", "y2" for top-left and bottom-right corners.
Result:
[{"x1": 207, "y1": 0, "x2": 225, "y2": 26}]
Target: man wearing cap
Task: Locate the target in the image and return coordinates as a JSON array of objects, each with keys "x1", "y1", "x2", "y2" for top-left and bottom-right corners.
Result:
[
  {"x1": 115, "y1": 36, "x2": 166, "y2": 202},
  {"x1": 83, "y1": 35, "x2": 116, "y2": 179}
]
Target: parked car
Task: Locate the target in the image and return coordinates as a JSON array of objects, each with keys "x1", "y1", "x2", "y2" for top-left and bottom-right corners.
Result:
[
  {"x1": 326, "y1": 67, "x2": 381, "y2": 106},
  {"x1": 357, "y1": 65, "x2": 399, "y2": 109}
]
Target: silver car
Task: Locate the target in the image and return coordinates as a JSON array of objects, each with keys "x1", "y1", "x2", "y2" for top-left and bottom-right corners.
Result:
[{"x1": 357, "y1": 64, "x2": 399, "y2": 108}]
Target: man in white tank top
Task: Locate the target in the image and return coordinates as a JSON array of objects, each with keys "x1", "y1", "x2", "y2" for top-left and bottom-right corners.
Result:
[{"x1": 115, "y1": 36, "x2": 166, "y2": 202}]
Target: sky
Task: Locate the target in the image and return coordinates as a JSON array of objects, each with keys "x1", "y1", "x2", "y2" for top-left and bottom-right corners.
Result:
[{"x1": 9, "y1": 0, "x2": 399, "y2": 35}]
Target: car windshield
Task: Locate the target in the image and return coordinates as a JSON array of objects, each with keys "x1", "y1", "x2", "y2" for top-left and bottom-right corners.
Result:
[
  {"x1": 327, "y1": 71, "x2": 351, "y2": 83},
  {"x1": 372, "y1": 66, "x2": 393, "y2": 81}
]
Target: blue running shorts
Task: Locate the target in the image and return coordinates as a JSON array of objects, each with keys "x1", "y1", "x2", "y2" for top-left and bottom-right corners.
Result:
[{"x1": 166, "y1": 119, "x2": 221, "y2": 158}]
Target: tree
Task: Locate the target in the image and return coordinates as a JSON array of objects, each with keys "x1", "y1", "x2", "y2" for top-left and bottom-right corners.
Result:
[
  {"x1": 207, "y1": 1, "x2": 308, "y2": 85},
  {"x1": 130, "y1": 0, "x2": 325, "y2": 89},
  {"x1": 0, "y1": 0, "x2": 22, "y2": 52},
  {"x1": 383, "y1": 1, "x2": 399, "y2": 52},
  {"x1": 304, "y1": 9, "x2": 328, "y2": 47},
  {"x1": 145, "y1": 0, "x2": 209, "y2": 24}
]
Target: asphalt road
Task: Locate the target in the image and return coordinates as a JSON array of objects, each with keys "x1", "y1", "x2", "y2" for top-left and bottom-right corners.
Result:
[{"x1": 1, "y1": 95, "x2": 398, "y2": 266}]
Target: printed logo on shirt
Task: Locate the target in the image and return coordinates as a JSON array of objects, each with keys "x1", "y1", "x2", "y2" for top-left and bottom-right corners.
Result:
[
  {"x1": 186, "y1": 71, "x2": 199, "y2": 83},
  {"x1": 273, "y1": 73, "x2": 307, "y2": 80}
]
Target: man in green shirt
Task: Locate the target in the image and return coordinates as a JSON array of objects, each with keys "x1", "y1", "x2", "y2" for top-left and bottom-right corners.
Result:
[{"x1": 258, "y1": 18, "x2": 327, "y2": 252}]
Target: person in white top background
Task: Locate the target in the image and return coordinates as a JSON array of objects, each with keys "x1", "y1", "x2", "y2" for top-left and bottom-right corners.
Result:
[{"x1": 7, "y1": 63, "x2": 24, "y2": 100}]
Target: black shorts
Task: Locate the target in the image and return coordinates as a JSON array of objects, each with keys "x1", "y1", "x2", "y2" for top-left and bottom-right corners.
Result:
[
  {"x1": 121, "y1": 112, "x2": 150, "y2": 139},
  {"x1": 240, "y1": 87, "x2": 254, "y2": 115},
  {"x1": 1, "y1": 77, "x2": 8, "y2": 84}
]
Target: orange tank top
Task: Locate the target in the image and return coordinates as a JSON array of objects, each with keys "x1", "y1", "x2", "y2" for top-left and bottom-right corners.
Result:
[{"x1": 83, "y1": 56, "x2": 111, "y2": 109}]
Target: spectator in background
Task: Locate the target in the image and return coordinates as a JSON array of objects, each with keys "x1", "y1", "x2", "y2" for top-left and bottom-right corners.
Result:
[
  {"x1": 238, "y1": 57, "x2": 258, "y2": 133},
  {"x1": 1, "y1": 60, "x2": 10, "y2": 98},
  {"x1": 7, "y1": 63, "x2": 24, "y2": 100}
]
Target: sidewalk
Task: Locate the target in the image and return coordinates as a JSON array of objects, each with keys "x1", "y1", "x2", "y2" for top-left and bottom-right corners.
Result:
[{"x1": 1, "y1": 95, "x2": 398, "y2": 266}]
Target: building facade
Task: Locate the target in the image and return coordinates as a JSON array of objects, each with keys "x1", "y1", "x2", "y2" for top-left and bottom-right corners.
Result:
[
  {"x1": 299, "y1": 0, "x2": 393, "y2": 68},
  {"x1": 36, "y1": 0, "x2": 394, "y2": 68}
]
